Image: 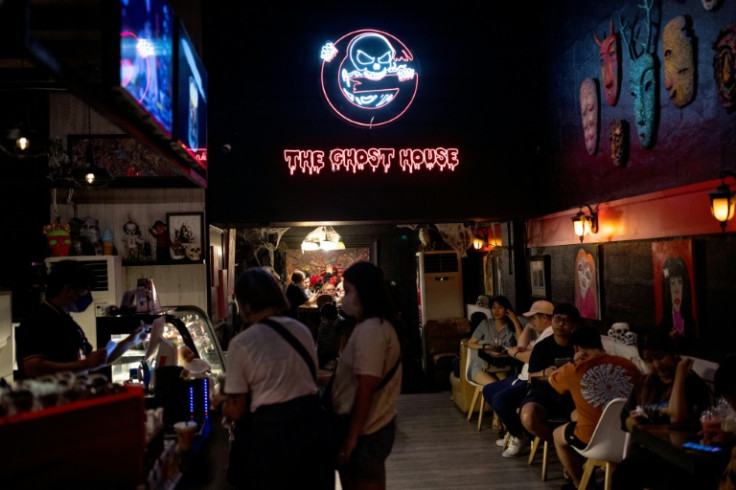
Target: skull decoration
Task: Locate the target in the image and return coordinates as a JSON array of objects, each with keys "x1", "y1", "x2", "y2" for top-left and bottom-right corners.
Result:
[
  {"x1": 623, "y1": 331, "x2": 638, "y2": 346},
  {"x1": 610, "y1": 322, "x2": 630, "y2": 342},
  {"x1": 476, "y1": 295, "x2": 490, "y2": 308}
]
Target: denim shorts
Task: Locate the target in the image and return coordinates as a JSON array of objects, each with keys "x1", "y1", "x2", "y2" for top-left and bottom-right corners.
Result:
[{"x1": 340, "y1": 418, "x2": 396, "y2": 484}]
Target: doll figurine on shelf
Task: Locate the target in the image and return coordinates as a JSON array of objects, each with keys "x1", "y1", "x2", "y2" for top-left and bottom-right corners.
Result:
[
  {"x1": 123, "y1": 217, "x2": 145, "y2": 264},
  {"x1": 43, "y1": 217, "x2": 72, "y2": 257},
  {"x1": 149, "y1": 220, "x2": 171, "y2": 262}
]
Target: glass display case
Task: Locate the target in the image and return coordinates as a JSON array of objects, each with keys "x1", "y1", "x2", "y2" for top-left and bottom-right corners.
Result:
[{"x1": 97, "y1": 305, "x2": 225, "y2": 385}]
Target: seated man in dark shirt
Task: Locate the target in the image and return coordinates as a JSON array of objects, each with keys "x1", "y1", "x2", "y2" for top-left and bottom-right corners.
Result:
[
  {"x1": 16, "y1": 260, "x2": 148, "y2": 379},
  {"x1": 519, "y1": 303, "x2": 581, "y2": 448},
  {"x1": 285, "y1": 270, "x2": 315, "y2": 317}
]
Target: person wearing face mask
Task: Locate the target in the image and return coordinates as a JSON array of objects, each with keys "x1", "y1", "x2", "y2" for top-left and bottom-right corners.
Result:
[{"x1": 16, "y1": 260, "x2": 148, "y2": 379}]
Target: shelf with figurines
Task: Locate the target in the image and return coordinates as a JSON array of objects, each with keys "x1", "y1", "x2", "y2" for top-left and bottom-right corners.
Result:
[{"x1": 41, "y1": 214, "x2": 205, "y2": 267}]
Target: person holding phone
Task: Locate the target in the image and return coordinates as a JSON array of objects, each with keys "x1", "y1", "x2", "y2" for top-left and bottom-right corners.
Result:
[
  {"x1": 519, "y1": 303, "x2": 580, "y2": 447},
  {"x1": 467, "y1": 295, "x2": 522, "y2": 386},
  {"x1": 16, "y1": 260, "x2": 148, "y2": 379},
  {"x1": 612, "y1": 330, "x2": 712, "y2": 490}
]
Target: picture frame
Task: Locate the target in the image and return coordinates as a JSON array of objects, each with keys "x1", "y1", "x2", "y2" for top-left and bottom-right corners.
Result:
[
  {"x1": 574, "y1": 244, "x2": 601, "y2": 320},
  {"x1": 66, "y1": 134, "x2": 180, "y2": 179},
  {"x1": 529, "y1": 255, "x2": 551, "y2": 300},
  {"x1": 167, "y1": 212, "x2": 204, "y2": 262}
]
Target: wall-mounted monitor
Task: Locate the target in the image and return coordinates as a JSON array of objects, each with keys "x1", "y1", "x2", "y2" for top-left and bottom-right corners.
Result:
[
  {"x1": 175, "y1": 21, "x2": 207, "y2": 168},
  {"x1": 119, "y1": 0, "x2": 174, "y2": 135}
]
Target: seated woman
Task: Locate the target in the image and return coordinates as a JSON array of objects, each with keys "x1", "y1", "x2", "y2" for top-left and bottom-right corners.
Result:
[
  {"x1": 467, "y1": 295, "x2": 522, "y2": 386},
  {"x1": 612, "y1": 329, "x2": 713, "y2": 490}
]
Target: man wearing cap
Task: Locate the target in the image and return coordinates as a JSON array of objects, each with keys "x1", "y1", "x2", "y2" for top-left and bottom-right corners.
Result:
[
  {"x1": 483, "y1": 299, "x2": 554, "y2": 457},
  {"x1": 16, "y1": 260, "x2": 148, "y2": 379}
]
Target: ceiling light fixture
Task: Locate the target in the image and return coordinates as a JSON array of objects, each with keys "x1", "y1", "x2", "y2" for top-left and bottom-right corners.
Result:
[
  {"x1": 572, "y1": 204, "x2": 598, "y2": 243},
  {"x1": 710, "y1": 170, "x2": 736, "y2": 232},
  {"x1": 301, "y1": 226, "x2": 345, "y2": 253}
]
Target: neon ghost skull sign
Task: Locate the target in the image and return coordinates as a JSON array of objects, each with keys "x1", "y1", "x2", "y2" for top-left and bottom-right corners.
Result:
[{"x1": 321, "y1": 29, "x2": 418, "y2": 127}]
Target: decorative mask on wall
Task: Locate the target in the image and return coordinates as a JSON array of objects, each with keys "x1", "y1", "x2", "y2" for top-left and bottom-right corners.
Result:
[
  {"x1": 620, "y1": 0, "x2": 658, "y2": 148},
  {"x1": 580, "y1": 78, "x2": 599, "y2": 155},
  {"x1": 713, "y1": 24, "x2": 736, "y2": 112},
  {"x1": 701, "y1": 0, "x2": 721, "y2": 11},
  {"x1": 594, "y1": 19, "x2": 621, "y2": 106},
  {"x1": 663, "y1": 16, "x2": 695, "y2": 108},
  {"x1": 43, "y1": 218, "x2": 72, "y2": 257},
  {"x1": 610, "y1": 119, "x2": 628, "y2": 167}
]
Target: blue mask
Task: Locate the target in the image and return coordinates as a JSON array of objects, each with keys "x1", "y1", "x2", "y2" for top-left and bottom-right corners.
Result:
[{"x1": 70, "y1": 291, "x2": 93, "y2": 313}]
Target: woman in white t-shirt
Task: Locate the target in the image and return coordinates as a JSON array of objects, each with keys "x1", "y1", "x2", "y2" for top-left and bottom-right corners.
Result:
[
  {"x1": 330, "y1": 261, "x2": 402, "y2": 490},
  {"x1": 217, "y1": 267, "x2": 333, "y2": 489}
]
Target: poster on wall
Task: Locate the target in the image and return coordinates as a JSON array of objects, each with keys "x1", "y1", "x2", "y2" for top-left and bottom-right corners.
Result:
[
  {"x1": 652, "y1": 239, "x2": 698, "y2": 342},
  {"x1": 285, "y1": 248, "x2": 370, "y2": 294},
  {"x1": 574, "y1": 245, "x2": 601, "y2": 320}
]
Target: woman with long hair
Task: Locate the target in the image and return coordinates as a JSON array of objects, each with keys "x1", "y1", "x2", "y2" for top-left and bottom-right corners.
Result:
[
  {"x1": 659, "y1": 256, "x2": 696, "y2": 349},
  {"x1": 329, "y1": 261, "x2": 402, "y2": 490}
]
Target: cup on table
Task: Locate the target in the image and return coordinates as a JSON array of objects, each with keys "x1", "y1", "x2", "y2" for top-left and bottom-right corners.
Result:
[
  {"x1": 174, "y1": 420, "x2": 198, "y2": 451},
  {"x1": 700, "y1": 409, "x2": 722, "y2": 445}
]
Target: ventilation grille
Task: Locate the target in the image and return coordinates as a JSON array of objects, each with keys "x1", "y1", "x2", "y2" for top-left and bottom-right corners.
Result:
[
  {"x1": 422, "y1": 252, "x2": 459, "y2": 273},
  {"x1": 47, "y1": 259, "x2": 110, "y2": 291}
]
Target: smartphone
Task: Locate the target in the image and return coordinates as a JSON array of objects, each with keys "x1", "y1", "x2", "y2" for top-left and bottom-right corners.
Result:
[
  {"x1": 555, "y1": 357, "x2": 573, "y2": 367},
  {"x1": 682, "y1": 441, "x2": 723, "y2": 453}
]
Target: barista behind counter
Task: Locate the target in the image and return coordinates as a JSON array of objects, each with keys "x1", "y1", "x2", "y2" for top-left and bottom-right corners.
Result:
[{"x1": 15, "y1": 260, "x2": 148, "y2": 379}]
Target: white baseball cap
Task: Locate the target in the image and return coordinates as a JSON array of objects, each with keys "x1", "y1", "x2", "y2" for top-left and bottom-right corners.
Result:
[{"x1": 523, "y1": 300, "x2": 554, "y2": 317}]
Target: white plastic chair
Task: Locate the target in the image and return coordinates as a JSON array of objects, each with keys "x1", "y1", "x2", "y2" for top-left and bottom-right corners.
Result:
[
  {"x1": 464, "y1": 348, "x2": 487, "y2": 430},
  {"x1": 573, "y1": 397, "x2": 631, "y2": 490}
]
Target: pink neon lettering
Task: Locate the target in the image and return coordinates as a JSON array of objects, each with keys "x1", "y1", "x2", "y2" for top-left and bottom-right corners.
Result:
[
  {"x1": 398, "y1": 147, "x2": 459, "y2": 173},
  {"x1": 284, "y1": 150, "x2": 325, "y2": 175},
  {"x1": 330, "y1": 148, "x2": 394, "y2": 173}
]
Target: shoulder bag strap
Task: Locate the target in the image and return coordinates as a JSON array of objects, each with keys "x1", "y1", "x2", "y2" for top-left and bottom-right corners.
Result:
[
  {"x1": 376, "y1": 356, "x2": 402, "y2": 391},
  {"x1": 261, "y1": 318, "x2": 317, "y2": 382}
]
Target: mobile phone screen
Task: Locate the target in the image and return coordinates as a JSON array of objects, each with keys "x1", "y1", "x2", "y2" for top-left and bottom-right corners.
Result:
[{"x1": 682, "y1": 441, "x2": 722, "y2": 453}]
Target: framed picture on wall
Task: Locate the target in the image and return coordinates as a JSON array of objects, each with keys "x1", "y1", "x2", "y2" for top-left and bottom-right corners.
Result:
[
  {"x1": 574, "y1": 244, "x2": 601, "y2": 320},
  {"x1": 652, "y1": 239, "x2": 698, "y2": 341},
  {"x1": 167, "y1": 212, "x2": 204, "y2": 262},
  {"x1": 529, "y1": 255, "x2": 551, "y2": 300}
]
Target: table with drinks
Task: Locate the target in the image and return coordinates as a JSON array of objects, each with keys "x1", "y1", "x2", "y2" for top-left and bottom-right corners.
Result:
[{"x1": 632, "y1": 424, "x2": 731, "y2": 487}]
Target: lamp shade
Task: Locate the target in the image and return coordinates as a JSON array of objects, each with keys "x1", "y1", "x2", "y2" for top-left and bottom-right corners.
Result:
[{"x1": 710, "y1": 182, "x2": 736, "y2": 230}]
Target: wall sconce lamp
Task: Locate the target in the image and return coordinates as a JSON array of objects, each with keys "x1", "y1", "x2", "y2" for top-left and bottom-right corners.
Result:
[
  {"x1": 710, "y1": 171, "x2": 736, "y2": 232},
  {"x1": 572, "y1": 204, "x2": 598, "y2": 242}
]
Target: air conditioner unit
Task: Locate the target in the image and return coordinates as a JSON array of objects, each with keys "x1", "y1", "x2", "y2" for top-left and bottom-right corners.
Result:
[
  {"x1": 416, "y1": 251, "x2": 464, "y2": 324},
  {"x1": 44, "y1": 256, "x2": 123, "y2": 348}
]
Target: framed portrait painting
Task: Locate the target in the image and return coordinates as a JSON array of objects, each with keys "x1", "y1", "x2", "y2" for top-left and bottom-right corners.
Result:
[
  {"x1": 574, "y1": 245, "x2": 601, "y2": 320},
  {"x1": 652, "y1": 239, "x2": 698, "y2": 340},
  {"x1": 529, "y1": 255, "x2": 550, "y2": 300},
  {"x1": 167, "y1": 212, "x2": 204, "y2": 262}
]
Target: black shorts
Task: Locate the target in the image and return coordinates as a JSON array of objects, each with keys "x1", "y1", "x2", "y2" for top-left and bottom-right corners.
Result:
[
  {"x1": 521, "y1": 384, "x2": 575, "y2": 420},
  {"x1": 563, "y1": 421, "x2": 588, "y2": 450}
]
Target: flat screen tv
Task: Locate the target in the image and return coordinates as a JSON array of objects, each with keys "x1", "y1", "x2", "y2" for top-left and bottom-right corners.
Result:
[
  {"x1": 175, "y1": 21, "x2": 207, "y2": 168},
  {"x1": 119, "y1": 0, "x2": 174, "y2": 135}
]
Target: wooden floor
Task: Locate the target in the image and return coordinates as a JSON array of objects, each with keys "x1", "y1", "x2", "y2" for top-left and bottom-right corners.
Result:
[
  {"x1": 178, "y1": 391, "x2": 571, "y2": 489},
  {"x1": 386, "y1": 392, "x2": 566, "y2": 490}
]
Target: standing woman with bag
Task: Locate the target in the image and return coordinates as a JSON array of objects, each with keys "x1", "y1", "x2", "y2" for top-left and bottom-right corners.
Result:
[
  {"x1": 330, "y1": 261, "x2": 402, "y2": 490},
  {"x1": 218, "y1": 267, "x2": 333, "y2": 489}
]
